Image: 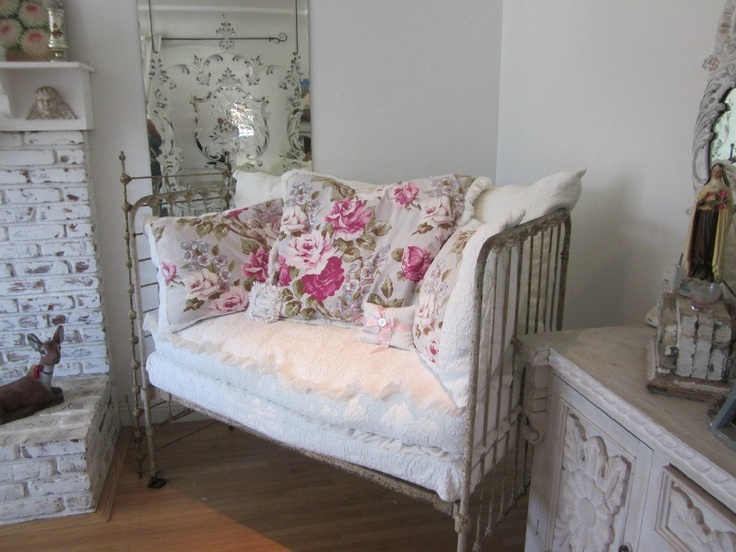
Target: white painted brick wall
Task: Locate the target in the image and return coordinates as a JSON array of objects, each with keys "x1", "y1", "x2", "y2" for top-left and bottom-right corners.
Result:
[{"x1": 0, "y1": 131, "x2": 110, "y2": 384}]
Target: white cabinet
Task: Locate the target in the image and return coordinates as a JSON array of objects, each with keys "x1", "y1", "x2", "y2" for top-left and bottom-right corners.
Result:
[{"x1": 520, "y1": 325, "x2": 736, "y2": 552}]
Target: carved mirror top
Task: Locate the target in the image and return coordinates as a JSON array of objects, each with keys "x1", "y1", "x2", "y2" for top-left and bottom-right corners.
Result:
[{"x1": 693, "y1": 0, "x2": 736, "y2": 191}]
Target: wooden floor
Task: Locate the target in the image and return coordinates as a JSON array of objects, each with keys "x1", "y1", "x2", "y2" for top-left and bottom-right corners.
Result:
[{"x1": 0, "y1": 420, "x2": 527, "y2": 551}]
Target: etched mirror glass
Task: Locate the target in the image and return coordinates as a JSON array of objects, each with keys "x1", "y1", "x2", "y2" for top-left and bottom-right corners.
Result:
[
  {"x1": 711, "y1": 88, "x2": 736, "y2": 164},
  {"x1": 138, "y1": 0, "x2": 310, "y2": 192}
]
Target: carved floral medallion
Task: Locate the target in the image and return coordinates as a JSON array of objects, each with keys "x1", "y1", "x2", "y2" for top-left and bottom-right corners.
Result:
[{"x1": 553, "y1": 413, "x2": 631, "y2": 551}]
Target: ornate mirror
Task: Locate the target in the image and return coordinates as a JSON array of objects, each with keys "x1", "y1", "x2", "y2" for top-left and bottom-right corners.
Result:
[
  {"x1": 698, "y1": 0, "x2": 736, "y2": 450},
  {"x1": 693, "y1": 0, "x2": 736, "y2": 190},
  {"x1": 137, "y1": 0, "x2": 310, "y2": 193},
  {"x1": 691, "y1": 0, "x2": 736, "y2": 296}
]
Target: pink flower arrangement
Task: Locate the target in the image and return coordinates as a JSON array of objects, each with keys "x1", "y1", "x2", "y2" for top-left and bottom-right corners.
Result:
[
  {"x1": 277, "y1": 255, "x2": 292, "y2": 286},
  {"x1": 241, "y1": 248, "x2": 270, "y2": 282},
  {"x1": 209, "y1": 287, "x2": 247, "y2": 314},
  {"x1": 0, "y1": 0, "x2": 49, "y2": 60},
  {"x1": 280, "y1": 206, "x2": 308, "y2": 234},
  {"x1": 185, "y1": 270, "x2": 221, "y2": 301},
  {"x1": 285, "y1": 231, "x2": 335, "y2": 275},
  {"x1": 161, "y1": 260, "x2": 177, "y2": 285}
]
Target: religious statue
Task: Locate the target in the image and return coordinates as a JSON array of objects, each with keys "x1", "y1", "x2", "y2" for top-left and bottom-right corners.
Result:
[
  {"x1": 26, "y1": 86, "x2": 76, "y2": 120},
  {"x1": 684, "y1": 163, "x2": 735, "y2": 282}
]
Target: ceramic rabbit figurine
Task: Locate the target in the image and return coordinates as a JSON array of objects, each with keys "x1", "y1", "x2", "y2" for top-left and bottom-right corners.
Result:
[{"x1": 0, "y1": 325, "x2": 65, "y2": 424}]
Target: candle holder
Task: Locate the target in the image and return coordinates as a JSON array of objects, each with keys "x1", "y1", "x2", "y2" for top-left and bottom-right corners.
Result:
[
  {"x1": 689, "y1": 279, "x2": 722, "y2": 312},
  {"x1": 44, "y1": 0, "x2": 68, "y2": 61}
]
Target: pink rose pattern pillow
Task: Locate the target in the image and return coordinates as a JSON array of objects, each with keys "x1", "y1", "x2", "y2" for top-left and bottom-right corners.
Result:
[
  {"x1": 271, "y1": 173, "x2": 475, "y2": 324},
  {"x1": 413, "y1": 220, "x2": 482, "y2": 364},
  {"x1": 150, "y1": 199, "x2": 283, "y2": 332}
]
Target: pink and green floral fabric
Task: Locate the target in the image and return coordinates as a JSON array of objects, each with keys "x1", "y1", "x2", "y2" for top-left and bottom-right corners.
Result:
[
  {"x1": 413, "y1": 220, "x2": 482, "y2": 365},
  {"x1": 270, "y1": 173, "x2": 478, "y2": 324},
  {"x1": 148, "y1": 199, "x2": 283, "y2": 333},
  {"x1": 413, "y1": 210, "x2": 525, "y2": 407}
]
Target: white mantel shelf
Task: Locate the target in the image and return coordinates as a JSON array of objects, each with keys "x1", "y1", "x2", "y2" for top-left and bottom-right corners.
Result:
[{"x1": 0, "y1": 61, "x2": 95, "y2": 131}]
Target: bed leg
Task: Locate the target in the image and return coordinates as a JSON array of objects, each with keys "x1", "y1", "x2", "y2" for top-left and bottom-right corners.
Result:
[
  {"x1": 455, "y1": 512, "x2": 470, "y2": 552},
  {"x1": 147, "y1": 474, "x2": 167, "y2": 489}
]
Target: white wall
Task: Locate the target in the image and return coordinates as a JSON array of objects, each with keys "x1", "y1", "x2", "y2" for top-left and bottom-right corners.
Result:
[
  {"x1": 64, "y1": 0, "x2": 150, "y2": 410},
  {"x1": 497, "y1": 0, "x2": 725, "y2": 329},
  {"x1": 58, "y1": 0, "x2": 728, "y2": 415},
  {"x1": 309, "y1": 0, "x2": 504, "y2": 182}
]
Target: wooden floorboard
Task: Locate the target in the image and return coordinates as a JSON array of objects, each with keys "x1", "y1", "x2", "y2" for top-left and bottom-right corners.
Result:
[{"x1": 0, "y1": 420, "x2": 527, "y2": 551}]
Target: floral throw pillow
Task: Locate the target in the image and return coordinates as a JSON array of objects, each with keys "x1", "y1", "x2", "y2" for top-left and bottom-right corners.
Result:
[
  {"x1": 413, "y1": 219, "x2": 483, "y2": 365},
  {"x1": 270, "y1": 172, "x2": 479, "y2": 324},
  {"x1": 147, "y1": 199, "x2": 283, "y2": 333},
  {"x1": 413, "y1": 210, "x2": 525, "y2": 407}
]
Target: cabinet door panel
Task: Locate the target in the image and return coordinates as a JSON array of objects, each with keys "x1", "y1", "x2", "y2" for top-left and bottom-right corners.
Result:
[{"x1": 527, "y1": 376, "x2": 651, "y2": 552}]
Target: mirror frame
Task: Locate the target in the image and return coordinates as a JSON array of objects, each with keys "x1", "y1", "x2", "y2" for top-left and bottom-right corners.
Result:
[{"x1": 693, "y1": 0, "x2": 736, "y2": 191}]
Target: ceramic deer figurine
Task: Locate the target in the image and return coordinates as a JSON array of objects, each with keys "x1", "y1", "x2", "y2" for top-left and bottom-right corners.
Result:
[{"x1": 0, "y1": 325, "x2": 65, "y2": 425}]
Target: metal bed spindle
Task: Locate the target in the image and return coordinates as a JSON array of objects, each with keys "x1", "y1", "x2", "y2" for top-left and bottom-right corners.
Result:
[{"x1": 459, "y1": 210, "x2": 570, "y2": 551}]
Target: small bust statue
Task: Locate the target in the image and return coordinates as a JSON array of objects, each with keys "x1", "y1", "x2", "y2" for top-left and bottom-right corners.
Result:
[{"x1": 26, "y1": 86, "x2": 76, "y2": 120}]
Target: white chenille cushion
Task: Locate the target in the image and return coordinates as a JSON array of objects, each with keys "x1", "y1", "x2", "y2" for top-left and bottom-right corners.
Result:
[{"x1": 462, "y1": 169, "x2": 585, "y2": 226}]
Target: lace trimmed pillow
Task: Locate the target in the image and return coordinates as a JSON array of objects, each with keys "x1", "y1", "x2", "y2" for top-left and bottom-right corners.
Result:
[
  {"x1": 146, "y1": 199, "x2": 283, "y2": 333},
  {"x1": 269, "y1": 172, "x2": 489, "y2": 325},
  {"x1": 245, "y1": 282, "x2": 283, "y2": 323}
]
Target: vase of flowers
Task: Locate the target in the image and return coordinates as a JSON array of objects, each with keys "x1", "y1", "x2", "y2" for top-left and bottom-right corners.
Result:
[{"x1": 0, "y1": 0, "x2": 50, "y2": 61}]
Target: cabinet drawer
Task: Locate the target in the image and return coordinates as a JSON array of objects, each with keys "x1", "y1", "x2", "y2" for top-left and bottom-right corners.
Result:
[{"x1": 653, "y1": 466, "x2": 736, "y2": 551}]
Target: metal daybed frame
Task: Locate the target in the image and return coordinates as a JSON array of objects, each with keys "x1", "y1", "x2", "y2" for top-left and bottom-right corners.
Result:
[{"x1": 121, "y1": 154, "x2": 572, "y2": 551}]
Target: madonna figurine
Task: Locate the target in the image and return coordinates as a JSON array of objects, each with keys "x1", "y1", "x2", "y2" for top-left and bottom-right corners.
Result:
[{"x1": 685, "y1": 163, "x2": 734, "y2": 282}]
